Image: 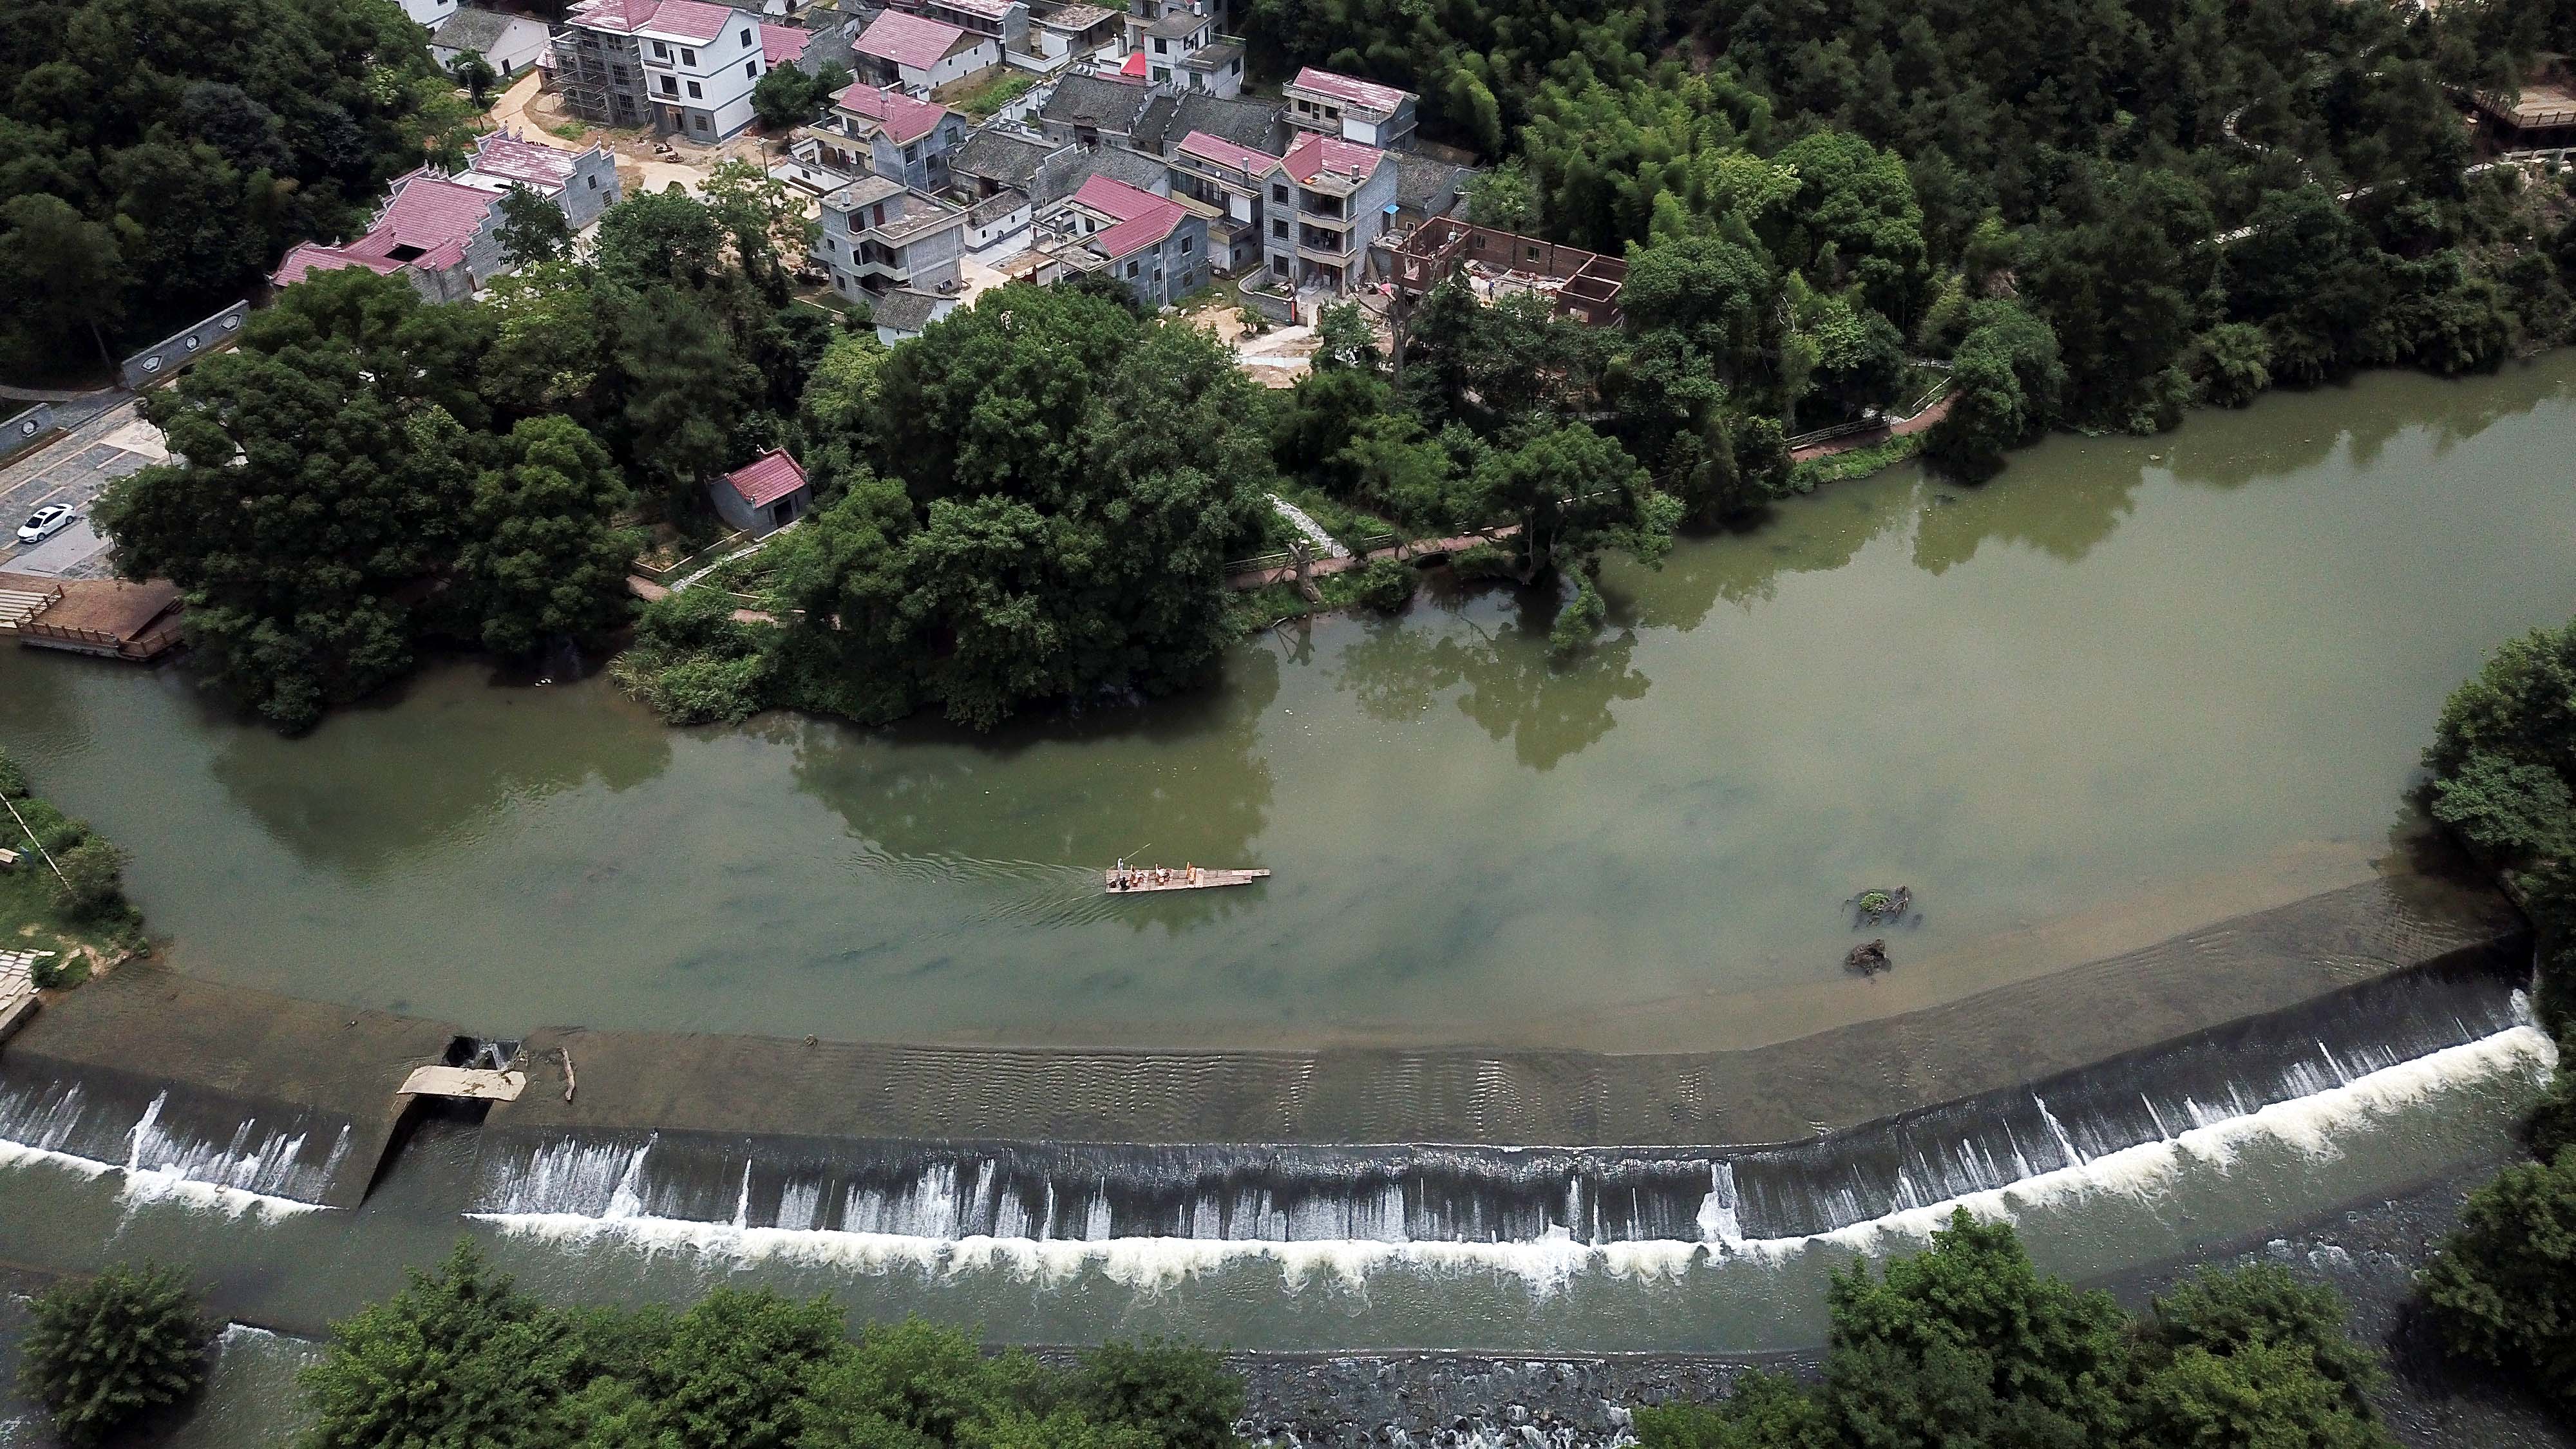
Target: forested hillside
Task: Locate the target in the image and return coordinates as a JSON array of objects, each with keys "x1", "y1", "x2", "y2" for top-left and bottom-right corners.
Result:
[
  {"x1": 0, "y1": 0, "x2": 465, "y2": 376},
  {"x1": 1250, "y1": 0, "x2": 2576, "y2": 475}
]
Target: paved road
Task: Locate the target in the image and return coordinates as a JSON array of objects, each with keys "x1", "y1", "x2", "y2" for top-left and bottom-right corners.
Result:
[{"x1": 0, "y1": 395, "x2": 160, "y2": 577}]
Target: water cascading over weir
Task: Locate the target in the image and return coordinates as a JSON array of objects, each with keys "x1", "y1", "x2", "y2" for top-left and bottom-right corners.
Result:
[
  {"x1": 0, "y1": 877, "x2": 2548, "y2": 1251},
  {"x1": 464, "y1": 878, "x2": 2545, "y2": 1255}
]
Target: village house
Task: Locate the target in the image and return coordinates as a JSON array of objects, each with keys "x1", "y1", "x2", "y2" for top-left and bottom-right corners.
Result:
[
  {"x1": 871, "y1": 287, "x2": 960, "y2": 343},
  {"x1": 428, "y1": 9, "x2": 553, "y2": 78},
  {"x1": 268, "y1": 136, "x2": 620, "y2": 301},
  {"x1": 1166, "y1": 129, "x2": 1276, "y2": 273},
  {"x1": 552, "y1": 0, "x2": 775, "y2": 138},
  {"x1": 795, "y1": 83, "x2": 969, "y2": 191},
  {"x1": 1388, "y1": 152, "x2": 1470, "y2": 229},
  {"x1": 1282, "y1": 65, "x2": 1417, "y2": 151},
  {"x1": 1036, "y1": 71, "x2": 1157, "y2": 149},
  {"x1": 815, "y1": 174, "x2": 971, "y2": 297},
  {"x1": 1262, "y1": 131, "x2": 1396, "y2": 293},
  {"x1": 710, "y1": 450, "x2": 814, "y2": 535},
  {"x1": 949, "y1": 126, "x2": 1064, "y2": 200},
  {"x1": 886, "y1": 0, "x2": 1030, "y2": 60},
  {"x1": 1043, "y1": 174, "x2": 1206, "y2": 308},
  {"x1": 853, "y1": 10, "x2": 1001, "y2": 93},
  {"x1": 1023, "y1": 2, "x2": 1124, "y2": 68},
  {"x1": 1128, "y1": 1, "x2": 1242, "y2": 98}
]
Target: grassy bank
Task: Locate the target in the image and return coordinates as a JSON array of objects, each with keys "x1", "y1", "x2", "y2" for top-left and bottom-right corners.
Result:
[{"x1": 0, "y1": 749, "x2": 142, "y2": 987}]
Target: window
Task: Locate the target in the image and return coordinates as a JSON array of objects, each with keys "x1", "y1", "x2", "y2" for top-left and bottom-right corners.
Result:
[
  {"x1": 1271, "y1": 184, "x2": 1288, "y2": 204},
  {"x1": 687, "y1": 80, "x2": 703, "y2": 97},
  {"x1": 1270, "y1": 218, "x2": 1286, "y2": 238},
  {"x1": 1179, "y1": 234, "x2": 1193, "y2": 253},
  {"x1": 1231, "y1": 58, "x2": 1240, "y2": 73},
  {"x1": 740, "y1": 27, "x2": 752, "y2": 44},
  {"x1": 694, "y1": 112, "x2": 710, "y2": 131},
  {"x1": 1152, "y1": 37, "x2": 1166, "y2": 52},
  {"x1": 652, "y1": 39, "x2": 668, "y2": 57},
  {"x1": 823, "y1": 236, "x2": 837, "y2": 252},
  {"x1": 746, "y1": 59, "x2": 758, "y2": 76},
  {"x1": 660, "y1": 75, "x2": 678, "y2": 94},
  {"x1": 587, "y1": 174, "x2": 600, "y2": 189},
  {"x1": 904, "y1": 143, "x2": 918, "y2": 162},
  {"x1": 681, "y1": 47, "x2": 696, "y2": 64},
  {"x1": 1126, "y1": 260, "x2": 1140, "y2": 277},
  {"x1": 1526, "y1": 245, "x2": 1541, "y2": 262},
  {"x1": 1151, "y1": 67, "x2": 1168, "y2": 82}
]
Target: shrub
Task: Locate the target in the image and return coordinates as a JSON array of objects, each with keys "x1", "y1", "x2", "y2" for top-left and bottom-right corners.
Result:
[
  {"x1": 1071, "y1": 1338, "x2": 1242, "y2": 1449},
  {"x1": 1548, "y1": 577, "x2": 1607, "y2": 659},
  {"x1": 2420, "y1": 1149, "x2": 2576, "y2": 1402},
  {"x1": 0, "y1": 745, "x2": 26, "y2": 797},
  {"x1": 49, "y1": 836, "x2": 129, "y2": 919},
  {"x1": 610, "y1": 590, "x2": 776, "y2": 726},
  {"x1": 18, "y1": 1263, "x2": 209, "y2": 1446},
  {"x1": 1450, "y1": 543, "x2": 1519, "y2": 582},
  {"x1": 1350, "y1": 556, "x2": 1417, "y2": 614}
]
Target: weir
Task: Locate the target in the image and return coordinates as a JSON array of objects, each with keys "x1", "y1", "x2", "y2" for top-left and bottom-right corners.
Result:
[
  {"x1": 0, "y1": 969, "x2": 462, "y2": 1209},
  {"x1": 465, "y1": 876, "x2": 2532, "y2": 1247},
  {"x1": 0, "y1": 875, "x2": 2531, "y2": 1232}
]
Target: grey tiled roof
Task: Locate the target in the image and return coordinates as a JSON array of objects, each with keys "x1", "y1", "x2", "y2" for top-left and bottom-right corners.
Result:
[
  {"x1": 952, "y1": 126, "x2": 1059, "y2": 187},
  {"x1": 1037, "y1": 73, "x2": 1157, "y2": 133},
  {"x1": 431, "y1": 6, "x2": 529, "y2": 50},
  {"x1": 872, "y1": 288, "x2": 947, "y2": 332},
  {"x1": 1032, "y1": 142, "x2": 1169, "y2": 204},
  {"x1": 967, "y1": 188, "x2": 1030, "y2": 225},
  {"x1": 1130, "y1": 91, "x2": 1280, "y2": 156},
  {"x1": 1392, "y1": 154, "x2": 1469, "y2": 216}
]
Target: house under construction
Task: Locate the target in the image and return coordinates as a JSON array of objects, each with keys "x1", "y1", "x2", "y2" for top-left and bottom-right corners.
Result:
[{"x1": 1382, "y1": 218, "x2": 1626, "y2": 327}]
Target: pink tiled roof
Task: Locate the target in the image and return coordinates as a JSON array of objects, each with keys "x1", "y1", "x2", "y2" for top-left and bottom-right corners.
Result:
[
  {"x1": 1176, "y1": 129, "x2": 1276, "y2": 175},
  {"x1": 565, "y1": 0, "x2": 662, "y2": 34},
  {"x1": 270, "y1": 242, "x2": 401, "y2": 289},
  {"x1": 346, "y1": 173, "x2": 498, "y2": 272},
  {"x1": 856, "y1": 10, "x2": 967, "y2": 71},
  {"x1": 1118, "y1": 50, "x2": 1146, "y2": 78},
  {"x1": 1072, "y1": 175, "x2": 1183, "y2": 260},
  {"x1": 469, "y1": 131, "x2": 579, "y2": 189},
  {"x1": 834, "y1": 82, "x2": 952, "y2": 144},
  {"x1": 1288, "y1": 65, "x2": 1411, "y2": 115},
  {"x1": 761, "y1": 22, "x2": 811, "y2": 66},
  {"x1": 723, "y1": 450, "x2": 810, "y2": 507},
  {"x1": 638, "y1": 0, "x2": 735, "y2": 41},
  {"x1": 1283, "y1": 131, "x2": 1383, "y2": 185}
]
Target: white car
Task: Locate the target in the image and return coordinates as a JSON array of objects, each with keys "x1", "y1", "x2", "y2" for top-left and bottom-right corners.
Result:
[{"x1": 15, "y1": 504, "x2": 73, "y2": 545}]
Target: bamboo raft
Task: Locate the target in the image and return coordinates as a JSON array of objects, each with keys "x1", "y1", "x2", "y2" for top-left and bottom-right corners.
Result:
[{"x1": 1105, "y1": 867, "x2": 1271, "y2": 894}]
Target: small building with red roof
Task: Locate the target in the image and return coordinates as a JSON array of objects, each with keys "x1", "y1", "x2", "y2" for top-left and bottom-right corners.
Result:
[
  {"x1": 1283, "y1": 65, "x2": 1418, "y2": 150},
  {"x1": 710, "y1": 449, "x2": 814, "y2": 536},
  {"x1": 853, "y1": 9, "x2": 999, "y2": 94},
  {"x1": 269, "y1": 169, "x2": 510, "y2": 303}
]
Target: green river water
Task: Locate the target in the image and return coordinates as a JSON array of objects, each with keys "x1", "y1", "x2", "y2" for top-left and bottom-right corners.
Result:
[{"x1": 0, "y1": 361, "x2": 2573, "y2": 1436}]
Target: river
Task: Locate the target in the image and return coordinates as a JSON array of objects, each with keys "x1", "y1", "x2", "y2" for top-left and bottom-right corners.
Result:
[{"x1": 0, "y1": 362, "x2": 2570, "y2": 1428}]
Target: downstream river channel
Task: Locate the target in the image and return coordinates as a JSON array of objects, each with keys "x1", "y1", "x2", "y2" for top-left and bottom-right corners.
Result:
[{"x1": 0, "y1": 362, "x2": 2571, "y2": 1418}]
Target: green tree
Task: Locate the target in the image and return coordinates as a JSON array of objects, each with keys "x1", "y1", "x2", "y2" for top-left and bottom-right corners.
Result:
[
  {"x1": 298, "y1": 1245, "x2": 583, "y2": 1449},
  {"x1": 2420, "y1": 1150, "x2": 2576, "y2": 1406},
  {"x1": 2423, "y1": 620, "x2": 2576, "y2": 868},
  {"x1": 19, "y1": 1264, "x2": 209, "y2": 1448},
  {"x1": 609, "y1": 285, "x2": 756, "y2": 506},
  {"x1": 448, "y1": 52, "x2": 498, "y2": 104},
  {"x1": 1070, "y1": 1338, "x2": 1244, "y2": 1449},
  {"x1": 493, "y1": 184, "x2": 573, "y2": 269},
  {"x1": 49, "y1": 835, "x2": 129, "y2": 918},
  {"x1": 0, "y1": 193, "x2": 122, "y2": 373},
  {"x1": 641, "y1": 1290, "x2": 846, "y2": 1449},
  {"x1": 752, "y1": 60, "x2": 825, "y2": 131},
  {"x1": 457, "y1": 417, "x2": 641, "y2": 657},
  {"x1": 1464, "y1": 156, "x2": 1540, "y2": 232},
  {"x1": 1468, "y1": 421, "x2": 1677, "y2": 584},
  {"x1": 1924, "y1": 302, "x2": 2065, "y2": 482}
]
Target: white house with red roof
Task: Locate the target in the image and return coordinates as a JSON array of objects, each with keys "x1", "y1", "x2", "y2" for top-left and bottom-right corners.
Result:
[
  {"x1": 1262, "y1": 131, "x2": 1397, "y2": 293},
  {"x1": 1282, "y1": 65, "x2": 1417, "y2": 150},
  {"x1": 710, "y1": 449, "x2": 814, "y2": 536},
  {"x1": 853, "y1": 9, "x2": 1000, "y2": 94},
  {"x1": 1044, "y1": 173, "x2": 1208, "y2": 308},
  {"x1": 553, "y1": 0, "x2": 772, "y2": 138},
  {"x1": 1168, "y1": 128, "x2": 1280, "y2": 274},
  {"x1": 797, "y1": 82, "x2": 969, "y2": 191}
]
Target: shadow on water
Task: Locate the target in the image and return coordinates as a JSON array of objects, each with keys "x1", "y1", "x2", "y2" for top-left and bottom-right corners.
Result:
[
  {"x1": 785, "y1": 649, "x2": 1282, "y2": 933},
  {"x1": 1329, "y1": 578, "x2": 1651, "y2": 772},
  {"x1": 204, "y1": 665, "x2": 676, "y2": 880}
]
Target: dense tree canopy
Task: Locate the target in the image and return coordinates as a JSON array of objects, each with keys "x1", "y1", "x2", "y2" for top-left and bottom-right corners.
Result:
[
  {"x1": 0, "y1": 0, "x2": 459, "y2": 375},
  {"x1": 296, "y1": 1245, "x2": 1238, "y2": 1449},
  {"x1": 18, "y1": 1264, "x2": 209, "y2": 1447}
]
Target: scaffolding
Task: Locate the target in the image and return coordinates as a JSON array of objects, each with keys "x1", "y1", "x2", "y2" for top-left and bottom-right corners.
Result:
[{"x1": 551, "y1": 28, "x2": 652, "y2": 129}]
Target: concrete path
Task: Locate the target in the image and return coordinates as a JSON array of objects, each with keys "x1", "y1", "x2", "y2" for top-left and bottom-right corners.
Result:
[
  {"x1": 1227, "y1": 525, "x2": 1520, "y2": 590},
  {"x1": 1264, "y1": 494, "x2": 1349, "y2": 560}
]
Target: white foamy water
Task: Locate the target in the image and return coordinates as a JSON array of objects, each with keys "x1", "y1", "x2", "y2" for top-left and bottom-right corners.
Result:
[
  {"x1": 471, "y1": 1019, "x2": 2559, "y2": 1291},
  {"x1": 0, "y1": 1087, "x2": 334, "y2": 1218}
]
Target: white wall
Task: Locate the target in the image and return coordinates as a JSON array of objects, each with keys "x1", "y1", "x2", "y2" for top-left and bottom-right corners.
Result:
[{"x1": 401, "y1": 0, "x2": 459, "y2": 26}]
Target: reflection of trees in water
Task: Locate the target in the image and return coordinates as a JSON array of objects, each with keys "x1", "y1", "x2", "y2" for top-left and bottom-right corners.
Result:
[
  {"x1": 1331, "y1": 586, "x2": 1648, "y2": 771},
  {"x1": 0, "y1": 649, "x2": 88, "y2": 761},
  {"x1": 787, "y1": 649, "x2": 1280, "y2": 930},
  {"x1": 1624, "y1": 484, "x2": 1915, "y2": 633},
  {"x1": 209, "y1": 668, "x2": 674, "y2": 878},
  {"x1": 1909, "y1": 462, "x2": 2145, "y2": 576}
]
